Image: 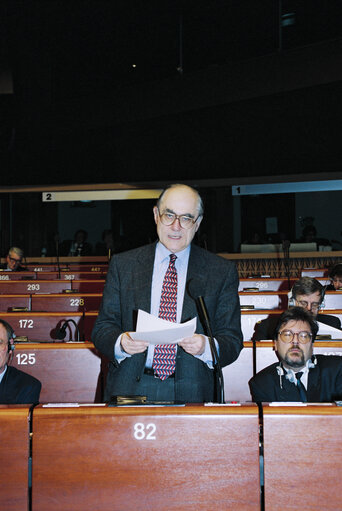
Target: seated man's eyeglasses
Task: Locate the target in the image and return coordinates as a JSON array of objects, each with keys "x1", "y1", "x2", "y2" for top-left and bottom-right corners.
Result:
[
  {"x1": 296, "y1": 300, "x2": 321, "y2": 312},
  {"x1": 158, "y1": 209, "x2": 199, "y2": 229},
  {"x1": 278, "y1": 330, "x2": 312, "y2": 344},
  {"x1": 9, "y1": 256, "x2": 22, "y2": 264}
]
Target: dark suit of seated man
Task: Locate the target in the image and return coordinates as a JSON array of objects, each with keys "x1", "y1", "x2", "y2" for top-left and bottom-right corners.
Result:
[
  {"x1": 92, "y1": 184, "x2": 242, "y2": 404},
  {"x1": 249, "y1": 307, "x2": 342, "y2": 403},
  {"x1": 0, "y1": 246, "x2": 28, "y2": 272},
  {"x1": 253, "y1": 276, "x2": 341, "y2": 340},
  {"x1": 0, "y1": 319, "x2": 41, "y2": 404}
]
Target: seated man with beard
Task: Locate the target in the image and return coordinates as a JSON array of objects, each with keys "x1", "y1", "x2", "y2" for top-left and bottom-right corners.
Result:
[{"x1": 249, "y1": 307, "x2": 342, "y2": 402}]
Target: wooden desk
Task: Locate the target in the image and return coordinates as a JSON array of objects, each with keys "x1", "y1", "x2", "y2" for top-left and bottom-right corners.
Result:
[
  {"x1": 36, "y1": 271, "x2": 107, "y2": 280},
  {"x1": 223, "y1": 341, "x2": 253, "y2": 402},
  {"x1": 2, "y1": 311, "x2": 98, "y2": 341},
  {"x1": 71, "y1": 279, "x2": 105, "y2": 293},
  {"x1": 239, "y1": 278, "x2": 294, "y2": 291},
  {"x1": 0, "y1": 294, "x2": 31, "y2": 311},
  {"x1": 301, "y1": 268, "x2": 328, "y2": 277},
  {"x1": 239, "y1": 291, "x2": 288, "y2": 309},
  {"x1": 240, "y1": 290, "x2": 342, "y2": 310},
  {"x1": 0, "y1": 271, "x2": 37, "y2": 280},
  {"x1": 12, "y1": 343, "x2": 103, "y2": 403},
  {"x1": 32, "y1": 404, "x2": 260, "y2": 511},
  {"x1": 0, "y1": 405, "x2": 30, "y2": 511},
  {"x1": 26, "y1": 264, "x2": 108, "y2": 272},
  {"x1": 263, "y1": 404, "x2": 342, "y2": 510},
  {"x1": 324, "y1": 291, "x2": 342, "y2": 309},
  {"x1": 31, "y1": 293, "x2": 102, "y2": 312},
  {"x1": 0, "y1": 280, "x2": 72, "y2": 294}
]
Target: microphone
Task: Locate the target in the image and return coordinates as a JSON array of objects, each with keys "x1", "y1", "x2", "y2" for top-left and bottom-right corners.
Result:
[
  {"x1": 55, "y1": 233, "x2": 61, "y2": 279},
  {"x1": 186, "y1": 279, "x2": 225, "y2": 403},
  {"x1": 55, "y1": 320, "x2": 80, "y2": 341},
  {"x1": 282, "y1": 240, "x2": 291, "y2": 290}
]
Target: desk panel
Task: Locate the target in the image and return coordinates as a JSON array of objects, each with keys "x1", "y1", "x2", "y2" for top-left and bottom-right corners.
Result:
[
  {"x1": 263, "y1": 405, "x2": 342, "y2": 510},
  {"x1": 0, "y1": 271, "x2": 37, "y2": 280},
  {"x1": 2, "y1": 311, "x2": 97, "y2": 341},
  {"x1": 0, "y1": 406, "x2": 30, "y2": 511},
  {"x1": 31, "y1": 293, "x2": 102, "y2": 312},
  {"x1": 36, "y1": 271, "x2": 106, "y2": 280},
  {"x1": 0, "y1": 280, "x2": 71, "y2": 294},
  {"x1": 239, "y1": 278, "x2": 294, "y2": 291},
  {"x1": 324, "y1": 291, "x2": 342, "y2": 309},
  {"x1": 239, "y1": 291, "x2": 287, "y2": 310},
  {"x1": 223, "y1": 342, "x2": 253, "y2": 402},
  {"x1": 0, "y1": 294, "x2": 31, "y2": 311},
  {"x1": 32, "y1": 404, "x2": 260, "y2": 511},
  {"x1": 26, "y1": 264, "x2": 108, "y2": 272},
  {"x1": 241, "y1": 310, "x2": 276, "y2": 340},
  {"x1": 301, "y1": 268, "x2": 328, "y2": 277},
  {"x1": 12, "y1": 343, "x2": 103, "y2": 403},
  {"x1": 71, "y1": 280, "x2": 105, "y2": 293}
]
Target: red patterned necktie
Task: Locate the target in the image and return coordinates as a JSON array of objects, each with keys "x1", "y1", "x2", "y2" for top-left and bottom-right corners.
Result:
[{"x1": 153, "y1": 253, "x2": 178, "y2": 380}]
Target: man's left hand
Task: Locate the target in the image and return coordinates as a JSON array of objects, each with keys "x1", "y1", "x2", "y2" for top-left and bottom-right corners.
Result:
[{"x1": 178, "y1": 334, "x2": 206, "y2": 356}]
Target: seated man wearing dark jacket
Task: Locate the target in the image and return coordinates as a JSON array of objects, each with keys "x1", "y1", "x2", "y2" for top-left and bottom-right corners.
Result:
[
  {"x1": 249, "y1": 307, "x2": 342, "y2": 403},
  {"x1": 0, "y1": 319, "x2": 41, "y2": 404},
  {"x1": 253, "y1": 277, "x2": 341, "y2": 340},
  {"x1": 0, "y1": 247, "x2": 27, "y2": 272}
]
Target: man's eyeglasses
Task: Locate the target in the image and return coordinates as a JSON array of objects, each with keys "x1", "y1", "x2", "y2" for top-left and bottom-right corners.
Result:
[
  {"x1": 9, "y1": 256, "x2": 22, "y2": 264},
  {"x1": 278, "y1": 330, "x2": 313, "y2": 344},
  {"x1": 296, "y1": 300, "x2": 321, "y2": 312},
  {"x1": 158, "y1": 209, "x2": 199, "y2": 229}
]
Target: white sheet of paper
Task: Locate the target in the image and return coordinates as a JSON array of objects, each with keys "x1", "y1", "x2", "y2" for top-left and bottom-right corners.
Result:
[
  {"x1": 129, "y1": 309, "x2": 196, "y2": 344},
  {"x1": 317, "y1": 320, "x2": 342, "y2": 339}
]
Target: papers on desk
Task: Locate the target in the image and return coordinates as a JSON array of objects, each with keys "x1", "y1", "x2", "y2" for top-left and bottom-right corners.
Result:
[
  {"x1": 268, "y1": 402, "x2": 333, "y2": 407},
  {"x1": 317, "y1": 320, "x2": 342, "y2": 339},
  {"x1": 129, "y1": 309, "x2": 196, "y2": 345}
]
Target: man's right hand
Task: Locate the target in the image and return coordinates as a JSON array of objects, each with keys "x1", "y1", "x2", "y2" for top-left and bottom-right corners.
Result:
[{"x1": 120, "y1": 332, "x2": 149, "y2": 355}]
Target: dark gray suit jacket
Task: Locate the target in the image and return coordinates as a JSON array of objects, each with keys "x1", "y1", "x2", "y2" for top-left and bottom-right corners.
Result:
[
  {"x1": 249, "y1": 355, "x2": 342, "y2": 402},
  {"x1": 0, "y1": 366, "x2": 41, "y2": 404},
  {"x1": 92, "y1": 243, "x2": 242, "y2": 402}
]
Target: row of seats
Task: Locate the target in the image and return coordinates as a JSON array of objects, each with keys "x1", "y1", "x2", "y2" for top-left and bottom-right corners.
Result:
[
  {"x1": 9, "y1": 341, "x2": 342, "y2": 404},
  {"x1": 2, "y1": 308, "x2": 342, "y2": 342},
  {"x1": 2, "y1": 403, "x2": 342, "y2": 511},
  {"x1": 0, "y1": 279, "x2": 105, "y2": 293},
  {"x1": 0, "y1": 271, "x2": 107, "y2": 280},
  {"x1": 0, "y1": 289, "x2": 340, "y2": 312}
]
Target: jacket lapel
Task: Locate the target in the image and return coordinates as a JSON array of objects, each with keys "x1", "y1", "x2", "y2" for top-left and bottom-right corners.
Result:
[
  {"x1": 134, "y1": 243, "x2": 156, "y2": 315},
  {"x1": 307, "y1": 364, "x2": 321, "y2": 402},
  {"x1": 181, "y1": 245, "x2": 207, "y2": 324}
]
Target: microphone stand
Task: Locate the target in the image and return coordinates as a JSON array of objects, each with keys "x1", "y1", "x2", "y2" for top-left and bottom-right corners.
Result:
[
  {"x1": 282, "y1": 240, "x2": 291, "y2": 290},
  {"x1": 196, "y1": 296, "x2": 225, "y2": 404},
  {"x1": 55, "y1": 234, "x2": 61, "y2": 279}
]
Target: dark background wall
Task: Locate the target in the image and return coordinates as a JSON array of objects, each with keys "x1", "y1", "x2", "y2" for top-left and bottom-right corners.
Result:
[
  {"x1": 1, "y1": 0, "x2": 342, "y2": 186},
  {"x1": 1, "y1": 1, "x2": 342, "y2": 256}
]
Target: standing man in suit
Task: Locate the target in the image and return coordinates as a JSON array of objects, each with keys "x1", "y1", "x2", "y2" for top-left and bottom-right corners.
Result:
[
  {"x1": 92, "y1": 184, "x2": 242, "y2": 403},
  {"x1": 0, "y1": 319, "x2": 41, "y2": 404},
  {"x1": 249, "y1": 307, "x2": 342, "y2": 402}
]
